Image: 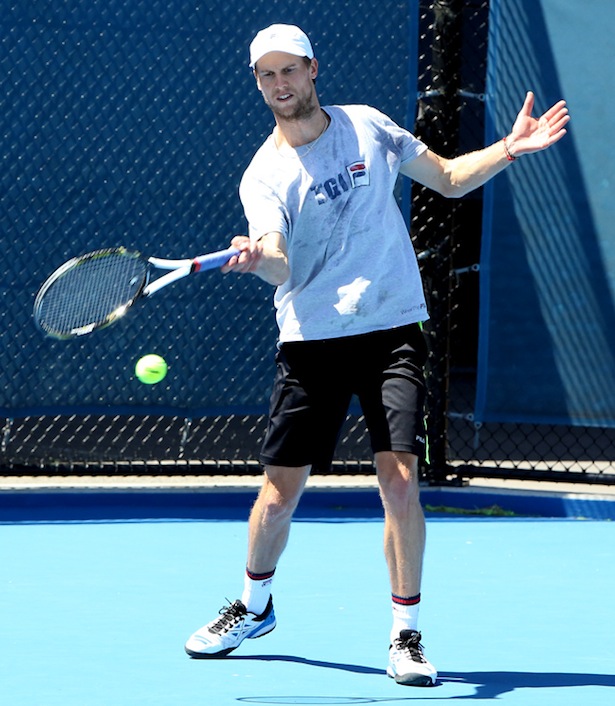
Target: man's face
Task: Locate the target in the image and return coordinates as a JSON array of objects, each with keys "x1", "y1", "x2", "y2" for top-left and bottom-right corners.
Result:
[{"x1": 254, "y1": 52, "x2": 319, "y2": 122}]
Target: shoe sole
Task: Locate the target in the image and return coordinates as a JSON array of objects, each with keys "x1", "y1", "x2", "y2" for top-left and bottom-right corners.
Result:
[
  {"x1": 185, "y1": 620, "x2": 276, "y2": 659},
  {"x1": 386, "y1": 666, "x2": 436, "y2": 687}
]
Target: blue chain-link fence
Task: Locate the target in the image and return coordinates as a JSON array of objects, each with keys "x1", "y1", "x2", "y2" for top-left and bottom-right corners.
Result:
[
  {"x1": 2, "y1": 1, "x2": 614, "y2": 484},
  {"x1": 1, "y1": 0, "x2": 416, "y2": 469}
]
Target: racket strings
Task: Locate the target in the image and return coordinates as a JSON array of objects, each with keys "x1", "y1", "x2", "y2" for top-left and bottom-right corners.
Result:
[{"x1": 36, "y1": 252, "x2": 147, "y2": 337}]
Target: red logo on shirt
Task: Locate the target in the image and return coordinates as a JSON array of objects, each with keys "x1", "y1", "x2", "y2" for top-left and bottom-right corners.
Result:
[{"x1": 346, "y1": 161, "x2": 370, "y2": 188}]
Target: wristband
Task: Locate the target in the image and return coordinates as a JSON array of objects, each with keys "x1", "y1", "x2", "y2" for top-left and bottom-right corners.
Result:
[{"x1": 503, "y1": 136, "x2": 517, "y2": 162}]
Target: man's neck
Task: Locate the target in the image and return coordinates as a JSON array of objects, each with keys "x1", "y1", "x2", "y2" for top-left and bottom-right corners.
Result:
[{"x1": 274, "y1": 107, "x2": 329, "y2": 150}]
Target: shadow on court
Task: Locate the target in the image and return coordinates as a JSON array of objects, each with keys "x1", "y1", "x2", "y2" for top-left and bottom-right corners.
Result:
[
  {"x1": 223, "y1": 657, "x2": 615, "y2": 701},
  {"x1": 228, "y1": 654, "x2": 386, "y2": 676},
  {"x1": 439, "y1": 671, "x2": 615, "y2": 699}
]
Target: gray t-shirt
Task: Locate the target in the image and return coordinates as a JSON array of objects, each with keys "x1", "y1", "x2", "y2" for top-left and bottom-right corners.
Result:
[{"x1": 239, "y1": 104, "x2": 429, "y2": 343}]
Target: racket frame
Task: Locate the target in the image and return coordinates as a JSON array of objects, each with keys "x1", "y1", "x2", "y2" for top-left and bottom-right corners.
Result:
[{"x1": 34, "y1": 246, "x2": 240, "y2": 339}]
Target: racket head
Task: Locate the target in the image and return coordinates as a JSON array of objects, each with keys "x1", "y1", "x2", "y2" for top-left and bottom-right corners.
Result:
[{"x1": 33, "y1": 248, "x2": 149, "y2": 339}]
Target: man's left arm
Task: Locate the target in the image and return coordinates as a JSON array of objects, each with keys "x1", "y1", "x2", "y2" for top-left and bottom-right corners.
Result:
[{"x1": 401, "y1": 91, "x2": 569, "y2": 198}]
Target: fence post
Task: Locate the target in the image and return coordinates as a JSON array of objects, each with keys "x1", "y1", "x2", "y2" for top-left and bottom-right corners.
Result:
[{"x1": 412, "y1": 0, "x2": 463, "y2": 484}]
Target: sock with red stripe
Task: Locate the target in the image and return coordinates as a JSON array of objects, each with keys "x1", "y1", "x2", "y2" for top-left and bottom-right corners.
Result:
[
  {"x1": 390, "y1": 592, "x2": 421, "y2": 643},
  {"x1": 241, "y1": 567, "x2": 275, "y2": 615}
]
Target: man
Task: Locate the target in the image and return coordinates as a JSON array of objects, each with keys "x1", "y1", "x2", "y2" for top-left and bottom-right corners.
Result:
[{"x1": 184, "y1": 24, "x2": 569, "y2": 686}]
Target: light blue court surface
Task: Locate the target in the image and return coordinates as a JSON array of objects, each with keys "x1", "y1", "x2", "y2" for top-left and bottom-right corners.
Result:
[{"x1": 1, "y1": 494, "x2": 614, "y2": 705}]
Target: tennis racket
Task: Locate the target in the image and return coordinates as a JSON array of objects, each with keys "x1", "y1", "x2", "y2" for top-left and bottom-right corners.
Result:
[{"x1": 33, "y1": 245, "x2": 240, "y2": 339}]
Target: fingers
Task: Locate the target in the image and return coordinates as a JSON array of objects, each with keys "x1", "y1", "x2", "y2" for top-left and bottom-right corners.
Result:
[
  {"x1": 546, "y1": 128, "x2": 568, "y2": 147},
  {"x1": 520, "y1": 92, "x2": 569, "y2": 129},
  {"x1": 511, "y1": 91, "x2": 536, "y2": 134},
  {"x1": 221, "y1": 251, "x2": 251, "y2": 273},
  {"x1": 541, "y1": 104, "x2": 569, "y2": 147},
  {"x1": 221, "y1": 236, "x2": 261, "y2": 274},
  {"x1": 512, "y1": 92, "x2": 570, "y2": 153},
  {"x1": 549, "y1": 113, "x2": 570, "y2": 135},
  {"x1": 542, "y1": 99, "x2": 568, "y2": 123},
  {"x1": 230, "y1": 234, "x2": 250, "y2": 249},
  {"x1": 521, "y1": 90, "x2": 535, "y2": 115},
  {"x1": 543, "y1": 103, "x2": 570, "y2": 146}
]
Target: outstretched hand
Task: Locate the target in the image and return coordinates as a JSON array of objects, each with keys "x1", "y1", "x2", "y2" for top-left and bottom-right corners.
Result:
[{"x1": 508, "y1": 91, "x2": 569, "y2": 157}]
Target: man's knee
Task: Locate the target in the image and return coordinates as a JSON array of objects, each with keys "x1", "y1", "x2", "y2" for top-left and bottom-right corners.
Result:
[
  {"x1": 256, "y1": 465, "x2": 310, "y2": 519},
  {"x1": 376, "y1": 451, "x2": 421, "y2": 510}
]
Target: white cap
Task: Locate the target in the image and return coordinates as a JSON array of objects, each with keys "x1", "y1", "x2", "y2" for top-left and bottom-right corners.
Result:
[{"x1": 249, "y1": 24, "x2": 314, "y2": 69}]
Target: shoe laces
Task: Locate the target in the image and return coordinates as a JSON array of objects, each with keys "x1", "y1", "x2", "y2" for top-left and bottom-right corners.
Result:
[
  {"x1": 209, "y1": 600, "x2": 246, "y2": 634},
  {"x1": 394, "y1": 629, "x2": 427, "y2": 663}
]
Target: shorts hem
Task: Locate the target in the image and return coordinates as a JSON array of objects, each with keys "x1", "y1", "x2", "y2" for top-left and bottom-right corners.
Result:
[
  {"x1": 373, "y1": 442, "x2": 426, "y2": 460},
  {"x1": 259, "y1": 455, "x2": 313, "y2": 469}
]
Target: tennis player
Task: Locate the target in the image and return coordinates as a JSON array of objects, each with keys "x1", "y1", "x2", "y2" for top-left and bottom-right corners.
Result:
[{"x1": 184, "y1": 24, "x2": 569, "y2": 686}]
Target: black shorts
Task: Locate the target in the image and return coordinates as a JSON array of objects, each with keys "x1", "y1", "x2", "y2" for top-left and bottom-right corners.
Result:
[{"x1": 260, "y1": 323, "x2": 428, "y2": 470}]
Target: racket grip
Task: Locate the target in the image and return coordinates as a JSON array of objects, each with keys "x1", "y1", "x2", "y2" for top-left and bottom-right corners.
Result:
[{"x1": 193, "y1": 247, "x2": 241, "y2": 271}]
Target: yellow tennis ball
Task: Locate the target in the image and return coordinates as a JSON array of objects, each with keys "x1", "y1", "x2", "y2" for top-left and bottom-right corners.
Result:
[{"x1": 135, "y1": 354, "x2": 168, "y2": 384}]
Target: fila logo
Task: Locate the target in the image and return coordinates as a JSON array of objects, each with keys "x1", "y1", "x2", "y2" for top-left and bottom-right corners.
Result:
[
  {"x1": 310, "y1": 160, "x2": 370, "y2": 205},
  {"x1": 346, "y1": 161, "x2": 370, "y2": 188}
]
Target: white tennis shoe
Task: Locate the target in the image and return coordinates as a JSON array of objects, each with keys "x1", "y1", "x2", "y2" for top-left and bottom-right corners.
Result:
[
  {"x1": 184, "y1": 597, "x2": 276, "y2": 658},
  {"x1": 387, "y1": 629, "x2": 437, "y2": 686}
]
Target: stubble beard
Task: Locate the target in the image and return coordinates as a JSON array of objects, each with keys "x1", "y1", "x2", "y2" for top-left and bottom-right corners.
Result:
[{"x1": 265, "y1": 88, "x2": 319, "y2": 124}]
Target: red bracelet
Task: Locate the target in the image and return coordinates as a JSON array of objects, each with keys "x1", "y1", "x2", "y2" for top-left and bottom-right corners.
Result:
[{"x1": 503, "y1": 137, "x2": 517, "y2": 161}]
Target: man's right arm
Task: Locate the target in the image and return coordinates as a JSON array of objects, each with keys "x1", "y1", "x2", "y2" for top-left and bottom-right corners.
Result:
[{"x1": 221, "y1": 232, "x2": 289, "y2": 286}]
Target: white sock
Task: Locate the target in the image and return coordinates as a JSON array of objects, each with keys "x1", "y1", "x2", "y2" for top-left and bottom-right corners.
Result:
[
  {"x1": 390, "y1": 593, "x2": 420, "y2": 643},
  {"x1": 241, "y1": 568, "x2": 275, "y2": 615}
]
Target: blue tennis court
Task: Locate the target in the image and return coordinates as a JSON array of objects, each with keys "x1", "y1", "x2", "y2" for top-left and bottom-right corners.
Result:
[{"x1": 1, "y1": 489, "x2": 614, "y2": 705}]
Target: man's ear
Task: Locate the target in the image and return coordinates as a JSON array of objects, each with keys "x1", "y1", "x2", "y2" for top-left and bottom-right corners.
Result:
[{"x1": 310, "y1": 58, "x2": 319, "y2": 81}]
